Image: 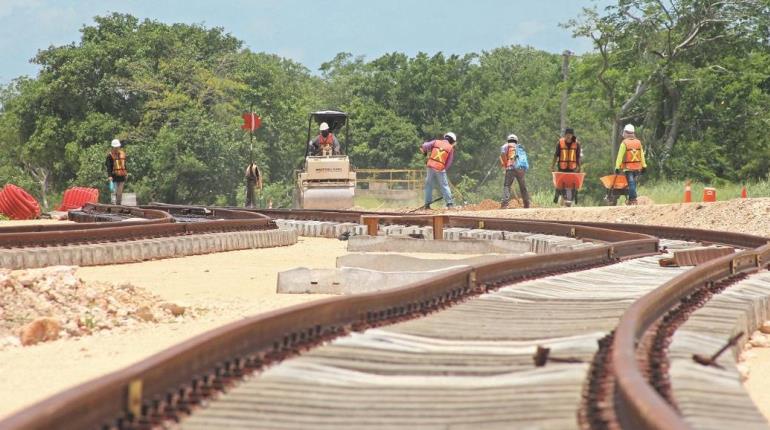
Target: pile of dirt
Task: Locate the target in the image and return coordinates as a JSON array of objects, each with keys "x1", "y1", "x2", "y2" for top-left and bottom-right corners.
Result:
[
  {"x1": 0, "y1": 266, "x2": 194, "y2": 349},
  {"x1": 456, "y1": 197, "x2": 770, "y2": 237},
  {"x1": 461, "y1": 198, "x2": 526, "y2": 211}
]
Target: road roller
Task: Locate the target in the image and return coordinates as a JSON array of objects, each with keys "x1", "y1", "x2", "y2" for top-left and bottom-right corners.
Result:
[{"x1": 294, "y1": 110, "x2": 356, "y2": 209}]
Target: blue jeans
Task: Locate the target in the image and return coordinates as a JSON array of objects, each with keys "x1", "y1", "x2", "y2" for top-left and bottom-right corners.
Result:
[
  {"x1": 424, "y1": 168, "x2": 454, "y2": 206},
  {"x1": 625, "y1": 171, "x2": 639, "y2": 200}
]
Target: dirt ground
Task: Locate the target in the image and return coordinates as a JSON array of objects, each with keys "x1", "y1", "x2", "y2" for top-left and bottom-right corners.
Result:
[
  {"x1": 744, "y1": 346, "x2": 770, "y2": 421},
  {"x1": 454, "y1": 197, "x2": 770, "y2": 237}
]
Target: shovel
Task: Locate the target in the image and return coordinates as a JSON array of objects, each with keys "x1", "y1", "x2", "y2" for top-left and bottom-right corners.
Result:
[{"x1": 409, "y1": 197, "x2": 442, "y2": 213}]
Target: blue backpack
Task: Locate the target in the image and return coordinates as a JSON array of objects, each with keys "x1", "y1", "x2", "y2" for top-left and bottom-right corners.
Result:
[{"x1": 515, "y1": 145, "x2": 529, "y2": 171}]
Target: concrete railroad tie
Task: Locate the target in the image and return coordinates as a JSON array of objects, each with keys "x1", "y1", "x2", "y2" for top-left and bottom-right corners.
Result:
[
  {"x1": 0, "y1": 229, "x2": 297, "y2": 269},
  {"x1": 275, "y1": 219, "x2": 595, "y2": 253}
]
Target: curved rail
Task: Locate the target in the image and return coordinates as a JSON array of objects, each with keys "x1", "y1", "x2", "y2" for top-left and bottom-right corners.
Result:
[
  {"x1": 611, "y1": 243, "x2": 770, "y2": 429},
  {"x1": 0, "y1": 204, "x2": 276, "y2": 248},
  {"x1": 0, "y1": 214, "x2": 658, "y2": 430}
]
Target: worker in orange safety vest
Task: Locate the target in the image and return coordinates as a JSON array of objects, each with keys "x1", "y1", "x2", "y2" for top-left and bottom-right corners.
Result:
[
  {"x1": 419, "y1": 132, "x2": 457, "y2": 209},
  {"x1": 105, "y1": 139, "x2": 127, "y2": 205},
  {"x1": 550, "y1": 128, "x2": 581, "y2": 204},
  {"x1": 615, "y1": 123, "x2": 647, "y2": 205},
  {"x1": 309, "y1": 122, "x2": 340, "y2": 156}
]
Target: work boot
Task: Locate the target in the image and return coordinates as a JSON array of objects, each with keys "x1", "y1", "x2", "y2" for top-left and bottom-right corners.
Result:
[
  {"x1": 627, "y1": 199, "x2": 638, "y2": 206},
  {"x1": 423, "y1": 204, "x2": 431, "y2": 210},
  {"x1": 446, "y1": 203, "x2": 455, "y2": 210},
  {"x1": 500, "y1": 203, "x2": 509, "y2": 209}
]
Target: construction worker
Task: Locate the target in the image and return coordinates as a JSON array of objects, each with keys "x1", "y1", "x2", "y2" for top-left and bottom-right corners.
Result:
[
  {"x1": 105, "y1": 139, "x2": 127, "y2": 205},
  {"x1": 420, "y1": 132, "x2": 457, "y2": 209},
  {"x1": 615, "y1": 124, "x2": 647, "y2": 205},
  {"x1": 499, "y1": 133, "x2": 531, "y2": 208},
  {"x1": 550, "y1": 128, "x2": 581, "y2": 204},
  {"x1": 309, "y1": 122, "x2": 340, "y2": 156},
  {"x1": 244, "y1": 162, "x2": 263, "y2": 208}
]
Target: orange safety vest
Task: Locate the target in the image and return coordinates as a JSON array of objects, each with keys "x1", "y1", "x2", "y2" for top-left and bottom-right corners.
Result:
[
  {"x1": 426, "y1": 140, "x2": 454, "y2": 171},
  {"x1": 558, "y1": 138, "x2": 578, "y2": 170},
  {"x1": 110, "y1": 150, "x2": 127, "y2": 176},
  {"x1": 622, "y1": 139, "x2": 643, "y2": 171},
  {"x1": 317, "y1": 133, "x2": 335, "y2": 147},
  {"x1": 500, "y1": 144, "x2": 517, "y2": 168}
]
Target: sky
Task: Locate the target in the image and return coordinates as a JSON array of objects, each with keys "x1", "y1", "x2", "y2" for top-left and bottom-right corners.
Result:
[{"x1": 0, "y1": 0, "x2": 612, "y2": 85}]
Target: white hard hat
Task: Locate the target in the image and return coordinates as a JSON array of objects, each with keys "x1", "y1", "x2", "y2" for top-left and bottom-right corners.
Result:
[
  {"x1": 319, "y1": 122, "x2": 330, "y2": 131},
  {"x1": 507, "y1": 134, "x2": 518, "y2": 142},
  {"x1": 111, "y1": 139, "x2": 121, "y2": 148},
  {"x1": 623, "y1": 124, "x2": 635, "y2": 134},
  {"x1": 444, "y1": 132, "x2": 457, "y2": 142}
]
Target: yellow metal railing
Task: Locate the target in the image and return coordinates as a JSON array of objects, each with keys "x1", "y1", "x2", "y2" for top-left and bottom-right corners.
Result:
[{"x1": 356, "y1": 169, "x2": 422, "y2": 190}]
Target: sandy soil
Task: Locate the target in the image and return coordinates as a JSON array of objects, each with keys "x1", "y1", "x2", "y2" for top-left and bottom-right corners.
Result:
[
  {"x1": 744, "y1": 346, "x2": 770, "y2": 421},
  {"x1": 0, "y1": 219, "x2": 71, "y2": 226}
]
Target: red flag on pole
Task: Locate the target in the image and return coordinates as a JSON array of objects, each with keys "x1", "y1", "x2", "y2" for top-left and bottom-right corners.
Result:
[{"x1": 241, "y1": 113, "x2": 261, "y2": 131}]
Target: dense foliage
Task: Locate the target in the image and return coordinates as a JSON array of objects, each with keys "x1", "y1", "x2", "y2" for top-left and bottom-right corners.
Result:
[{"x1": 1, "y1": 2, "x2": 768, "y2": 208}]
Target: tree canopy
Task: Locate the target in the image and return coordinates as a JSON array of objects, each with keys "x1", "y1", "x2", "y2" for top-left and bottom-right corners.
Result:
[{"x1": 1, "y1": 4, "x2": 768, "y2": 208}]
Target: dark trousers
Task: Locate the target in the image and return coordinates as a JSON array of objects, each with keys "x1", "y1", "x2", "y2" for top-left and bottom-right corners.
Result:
[
  {"x1": 553, "y1": 169, "x2": 578, "y2": 204},
  {"x1": 501, "y1": 169, "x2": 530, "y2": 208},
  {"x1": 245, "y1": 178, "x2": 257, "y2": 208}
]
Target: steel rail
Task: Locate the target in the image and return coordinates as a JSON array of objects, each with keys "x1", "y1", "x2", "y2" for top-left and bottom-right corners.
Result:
[
  {"x1": 611, "y1": 242, "x2": 770, "y2": 429},
  {"x1": 0, "y1": 215, "x2": 657, "y2": 430},
  {"x1": 0, "y1": 204, "x2": 276, "y2": 248}
]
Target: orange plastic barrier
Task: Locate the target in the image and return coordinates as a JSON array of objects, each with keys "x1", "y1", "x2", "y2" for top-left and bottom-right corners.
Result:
[
  {"x1": 703, "y1": 187, "x2": 716, "y2": 202},
  {"x1": 58, "y1": 187, "x2": 99, "y2": 211},
  {"x1": 0, "y1": 184, "x2": 41, "y2": 220},
  {"x1": 599, "y1": 174, "x2": 628, "y2": 190},
  {"x1": 552, "y1": 172, "x2": 585, "y2": 190}
]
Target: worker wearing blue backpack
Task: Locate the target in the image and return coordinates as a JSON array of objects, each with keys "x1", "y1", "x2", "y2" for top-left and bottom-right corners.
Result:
[{"x1": 499, "y1": 133, "x2": 531, "y2": 208}]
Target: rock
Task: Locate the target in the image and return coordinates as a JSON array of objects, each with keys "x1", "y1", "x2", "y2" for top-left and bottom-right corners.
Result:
[
  {"x1": 84, "y1": 287, "x2": 99, "y2": 301},
  {"x1": 160, "y1": 303, "x2": 186, "y2": 317},
  {"x1": 19, "y1": 317, "x2": 61, "y2": 346},
  {"x1": 133, "y1": 306, "x2": 155, "y2": 322},
  {"x1": 759, "y1": 321, "x2": 770, "y2": 335},
  {"x1": 749, "y1": 333, "x2": 770, "y2": 348},
  {"x1": 0, "y1": 336, "x2": 22, "y2": 349},
  {"x1": 737, "y1": 363, "x2": 750, "y2": 380}
]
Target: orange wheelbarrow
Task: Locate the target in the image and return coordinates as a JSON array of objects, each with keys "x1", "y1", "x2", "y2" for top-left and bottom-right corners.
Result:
[
  {"x1": 552, "y1": 172, "x2": 585, "y2": 206},
  {"x1": 600, "y1": 174, "x2": 629, "y2": 206}
]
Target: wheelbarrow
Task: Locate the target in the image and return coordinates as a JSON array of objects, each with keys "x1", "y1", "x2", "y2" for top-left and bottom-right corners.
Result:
[
  {"x1": 552, "y1": 172, "x2": 585, "y2": 207},
  {"x1": 600, "y1": 174, "x2": 629, "y2": 206}
]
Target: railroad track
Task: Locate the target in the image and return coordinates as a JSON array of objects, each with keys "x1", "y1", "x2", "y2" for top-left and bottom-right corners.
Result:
[
  {"x1": 0, "y1": 204, "x2": 276, "y2": 249},
  {"x1": 0, "y1": 208, "x2": 768, "y2": 430}
]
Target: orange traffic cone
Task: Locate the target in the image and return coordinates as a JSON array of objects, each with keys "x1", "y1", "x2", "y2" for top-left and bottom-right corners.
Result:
[
  {"x1": 683, "y1": 180, "x2": 692, "y2": 203},
  {"x1": 741, "y1": 186, "x2": 747, "y2": 199}
]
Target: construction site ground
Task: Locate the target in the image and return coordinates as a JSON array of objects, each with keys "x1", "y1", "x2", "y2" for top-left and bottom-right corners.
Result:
[{"x1": 1, "y1": 198, "x2": 770, "y2": 421}]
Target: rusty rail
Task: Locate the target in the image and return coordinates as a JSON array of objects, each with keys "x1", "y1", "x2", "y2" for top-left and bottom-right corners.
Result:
[
  {"x1": 0, "y1": 204, "x2": 276, "y2": 248},
  {"x1": 611, "y1": 243, "x2": 770, "y2": 429}
]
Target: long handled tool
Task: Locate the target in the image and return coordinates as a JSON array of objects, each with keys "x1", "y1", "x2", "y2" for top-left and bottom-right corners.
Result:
[
  {"x1": 408, "y1": 197, "x2": 443, "y2": 213},
  {"x1": 447, "y1": 179, "x2": 469, "y2": 206}
]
